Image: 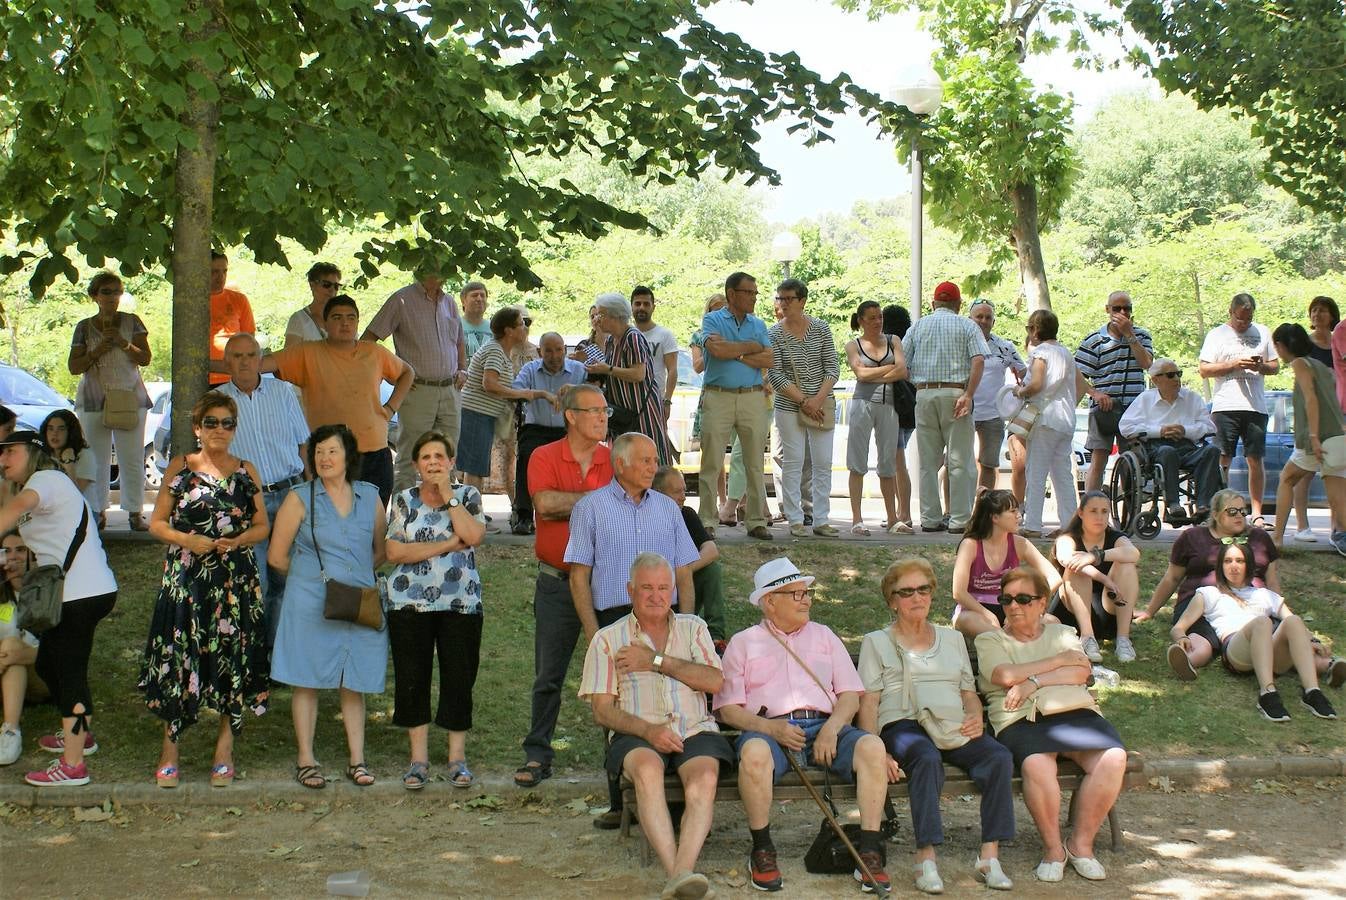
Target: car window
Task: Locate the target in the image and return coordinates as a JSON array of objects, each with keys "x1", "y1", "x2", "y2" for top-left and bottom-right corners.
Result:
[
  {"x1": 0, "y1": 367, "x2": 69, "y2": 406},
  {"x1": 152, "y1": 391, "x2": 170, "y2": 413},
  {"x1": 676, "y1": 349, "x2": 703, "y2": 388}
]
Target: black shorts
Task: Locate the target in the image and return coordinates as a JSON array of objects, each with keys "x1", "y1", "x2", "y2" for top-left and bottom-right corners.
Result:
[
  {"x1": 1173, "y1": 595, "x2": 1223, "y2": 656},
  {"x1": 1049, "y1": 588, "x2": 1119, "y2": 641},
  {"x1": 605, "y1": 730, "x2": 734, "y2": 779},
  {"x1": 1213, "y1": 410, "x2": 1268, "y2": 459}
]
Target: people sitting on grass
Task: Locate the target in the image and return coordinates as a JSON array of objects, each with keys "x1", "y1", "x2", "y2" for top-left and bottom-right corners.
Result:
[
  {"x1": 0, "y1": 531, "x2": 42, "y2": 765},
  {"x1": 976, "y1": 567, "x2": 1127, "y2": 885},
  {"x1": 859, "y1": 557, "x2": 1016, "y2": 894},
  {"x1": 1170, "y1": 542, "x2": 1342, "y2": 723},
  {"x1": 1050, "y1": 491, "x2": 1141, "y2": 665},
  {"x1": 1136, "y1": 489, "x2": 1280, "y2": 681},
  {"x1": 952, "y1": 489, "x2": 1062, "y2": 639},
  {"x1": 580, "y1": 552, "x2": 731, "y2": 900},
  {"x1": 713, "y1": 557, "x2": 891, "y2": 893}
]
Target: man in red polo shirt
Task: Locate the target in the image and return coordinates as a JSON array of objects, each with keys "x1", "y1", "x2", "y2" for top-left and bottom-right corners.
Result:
[{"x1": 514, "y1": 383, "x2": 614, "y2": 789}]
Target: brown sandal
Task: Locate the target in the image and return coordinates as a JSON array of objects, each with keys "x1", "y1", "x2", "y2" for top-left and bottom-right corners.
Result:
[
  {"x1": 295, "y1": 764, "x2": 325, "y2": 790},
  {"x1": 346, "y1": 762, "x2": 375, "y2": 787},
  {"x1": 129, "y1": 513, "x2": 149, "y2": 532}
]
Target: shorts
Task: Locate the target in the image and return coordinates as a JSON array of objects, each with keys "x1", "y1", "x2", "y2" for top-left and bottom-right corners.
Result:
[
  {"x1": 606, "y1": 730, "x2": 735, "y2": 778},
  {"x1": 846, "y1": 399, "x2": 900, "y2": 477},
  {"x1": 0, "y1": 603, "x2": 39, "y2": 647},
  {"x1": 1048, "y1": 587, "x2": 1119, "y2": 641},
  {"x1": 896, "y1": 426, "x2": 914, "y2": 451},
  {"x1": 975, "y1": 418, "x2": 1006, "y2": 468},
  {"x1": 456, "y1": 409, "x2": 498, "y2": 476},
  {"x1": 735, "y1": 717, "x2": 870, "y2": 784},
  {"x1": 1288, "y1": 435, "x2": 1346, "y2": 479},
  {"x1": 1085, "y1": 405, "x2": 1127, "y2": 452},
  {"x1": 1173, "y1": 595, "x2": 1223, "y2": 657},
  {"x1": 1213, "y1": 410, "x2": 1268, "y2": 459}
]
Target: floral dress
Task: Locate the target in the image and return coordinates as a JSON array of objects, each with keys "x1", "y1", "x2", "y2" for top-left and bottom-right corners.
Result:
[{"x1": 139, "y1": 466, "x2": 268, "y2": 741}]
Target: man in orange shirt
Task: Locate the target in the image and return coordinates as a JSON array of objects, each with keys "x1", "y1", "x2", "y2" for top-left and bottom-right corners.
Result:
[{"x1": 208, "y1": 251, "x2": 256, "y2": 386}]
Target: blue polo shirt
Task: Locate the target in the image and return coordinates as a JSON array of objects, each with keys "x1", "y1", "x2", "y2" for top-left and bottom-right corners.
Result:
[
  {"x1": 512, "y1": 357, "x2": 588, "y2": 428},
  {"x1": 701, "y1": 308, "x2": 771, "y2": 389}
]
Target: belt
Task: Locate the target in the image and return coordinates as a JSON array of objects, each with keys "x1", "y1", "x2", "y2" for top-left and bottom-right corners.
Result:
[
  {"x1": 704, "y1": 384, "x2": 765, "y2": 394},
  {"x1": 915, "y1": 381, "x2": 966, "y2": 390},
  {"x1": 773, "y1": 709, "x2": 828, "y2": 721},
  {"x1": 414, "y1": 376, "x2": 457, "y2": 387},
  {"x1": 262, "y1": 474, "x2": 305, "y2": 493},
  {"x1": 538, "y1": 562, "x2": 567, "y2": 580}
]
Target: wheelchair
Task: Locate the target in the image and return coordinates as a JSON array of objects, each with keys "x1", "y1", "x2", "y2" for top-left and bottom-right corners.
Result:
[{"x1": 1108, "y1": 436, "x2": 1212, "y2": 538}]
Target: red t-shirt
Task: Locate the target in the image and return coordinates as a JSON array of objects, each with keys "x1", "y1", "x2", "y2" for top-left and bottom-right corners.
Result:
[{"x1": 527, "y1": 438, "x2": 613, "y2": 571}]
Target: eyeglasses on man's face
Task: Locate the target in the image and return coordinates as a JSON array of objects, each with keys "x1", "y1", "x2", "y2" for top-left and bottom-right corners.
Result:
[
  {"x1": 1110, "y1": 304, "x2": 1133, "y2": 313},
  {"x1": 1154, "y1": 370, "x2": 1182, "y2": 380},
  {"x1": 572, "y1": 405, "x2": 613, "y2": 417},
  {"x1": 772, "y1": 588, "x2": 814, "y2": 603}
]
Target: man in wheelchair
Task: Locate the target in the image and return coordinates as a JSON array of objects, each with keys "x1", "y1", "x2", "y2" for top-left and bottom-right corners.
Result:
[{"x1": 1119, "y1": 358, "x2": 1221, "y2": 525}]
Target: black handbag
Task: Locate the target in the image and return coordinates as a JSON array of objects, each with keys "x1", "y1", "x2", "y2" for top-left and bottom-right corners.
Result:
[
  {"x1": 16, "y1": 505, "x2": 88, "y2": 634},
  {"x1": 310, "y1": 482, "x2": 384, "y2": 631},
  {"x1": 802, "y1": 770, "x2": 901, "y2": 874}
]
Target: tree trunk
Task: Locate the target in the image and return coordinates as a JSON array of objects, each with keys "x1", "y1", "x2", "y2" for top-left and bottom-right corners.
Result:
[
  {"x1": 1010, "y1": 181, "x2": 1051, "y2": 312},
  {"x1": 168, "y1": 5, "x2": 222, "y2": 455}
]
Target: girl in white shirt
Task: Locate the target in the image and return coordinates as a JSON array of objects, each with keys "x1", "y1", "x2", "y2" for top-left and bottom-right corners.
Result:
[{"x1": 1171, "y1": 542, "x2": 1336, "y2": 722}]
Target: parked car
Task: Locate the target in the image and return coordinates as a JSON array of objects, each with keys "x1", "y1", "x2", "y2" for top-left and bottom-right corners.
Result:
[
  {"x1": 0, "y1": 362, "x2": 72, "y2": 428},
  {"x1": 1228, "y1": 389, "x2": 1328, "y2": 511}
]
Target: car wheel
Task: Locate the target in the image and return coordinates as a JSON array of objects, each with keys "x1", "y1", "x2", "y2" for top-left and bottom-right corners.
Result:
[{"x1": 144, "y1": 446, "x2": 162, "y2": 490}]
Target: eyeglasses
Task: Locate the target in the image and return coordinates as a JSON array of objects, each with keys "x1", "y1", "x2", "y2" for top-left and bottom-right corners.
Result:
[
  {"x1": 1220, "y1": 535, "x2": 1249, "y2": 546},
  {"x1": 772, "y1": 589, "x2": 815, "y2": 603},
  {"x1": 1222, "y1": 507, "x2": 1249, "y2": 517},
  {"x1": 997, "y1": 593, "x2": 1042, "y2": 606},
  {"x1": 572, "y1": 406, "x2": 613, "y2": 417},
  {"x1": 1110, "y1": 305, "x2": 1133, "y2": 313},
  {"x1": 316, "y1": 279, "x2": 343, "y2": 291},
  {"x1": 201, "y1": 416, "x2": 238, "y2": 431},
  {"x1": 889, "y1": 583, "x2": 934, "y2": 599},
  {"x1": 1154, "y1": 370, "x2": 1182, "y2": 380},
  {"x1": 522, "y1": 317, "x2": 533, "y2": 327}
]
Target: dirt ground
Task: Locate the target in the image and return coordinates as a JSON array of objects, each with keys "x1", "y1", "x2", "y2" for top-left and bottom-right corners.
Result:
[{"x1": 5, "y1": 780, "x2": 1344, "y2": 899}]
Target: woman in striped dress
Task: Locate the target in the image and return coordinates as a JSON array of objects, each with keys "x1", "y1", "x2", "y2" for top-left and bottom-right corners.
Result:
[
  {"x1": 588, "y1": 293, "x2": 672, "y2": 464},
  {"x1": 768, "y1": 279, "x2": 840, "y2": 537}
]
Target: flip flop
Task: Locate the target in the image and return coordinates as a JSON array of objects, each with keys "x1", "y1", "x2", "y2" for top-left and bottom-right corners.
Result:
[
  {"x1": 513, "y1": 761, "x2": 551, "y2": 788},
  {"x1": 447, "y1": 759, "x2": 475, "y2": 788}
]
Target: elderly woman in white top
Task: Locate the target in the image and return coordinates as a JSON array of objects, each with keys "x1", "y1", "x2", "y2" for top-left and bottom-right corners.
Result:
[
  {"x1": 1014, "y1": 309, "x2": 1079, "y2": 538},
  {"x1": 968, "y1": 299, "x2": 1027, "y2": 494}
]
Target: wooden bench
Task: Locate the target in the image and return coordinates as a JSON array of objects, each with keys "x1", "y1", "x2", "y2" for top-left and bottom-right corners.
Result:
[{"x1": 620, "y1": 751, "x2": 1146, "y2": 864}]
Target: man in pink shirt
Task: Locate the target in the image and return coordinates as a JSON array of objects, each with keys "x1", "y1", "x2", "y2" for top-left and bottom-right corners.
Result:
[{"x1": 714, "y1": 557, "x2": 890, "y2": 893}]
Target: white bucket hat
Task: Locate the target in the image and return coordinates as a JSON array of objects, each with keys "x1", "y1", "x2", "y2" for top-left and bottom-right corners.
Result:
[{"x1": 748, "y1": 557, "x2": 815, "y2": 607}]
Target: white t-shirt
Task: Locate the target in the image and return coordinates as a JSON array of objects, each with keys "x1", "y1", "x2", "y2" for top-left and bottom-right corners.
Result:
[
  {"x1": 637, "y1": 324, "x2": 679, "y2": 399},
  {"x1": 17, "y1": 471, "x2": 117, "y2": 603},
  {"x1": 1195, "y1": 584, "x2": 1285, "y2": 641},
  {"x1": 1028, "y1": 341, "x2": 1078, "y2": 434},
  {"x1": 284, "y1": 307, "x2": 326, "y2": 344},
  {"x1": 973, "y1": 334, "x2": 1027, "y2": 423},
  {"x1": 1199, "y1": 322, "x2": 1273, "y2": 414}
]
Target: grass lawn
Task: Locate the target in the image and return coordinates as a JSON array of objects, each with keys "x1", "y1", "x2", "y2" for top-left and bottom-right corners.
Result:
[{"x1": 39, "y1": 540, "x2": 1346, "y2": 785}]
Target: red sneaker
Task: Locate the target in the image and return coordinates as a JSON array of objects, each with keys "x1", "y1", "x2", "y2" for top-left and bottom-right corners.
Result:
[
  {"x1": 749, "y1": 848, "x2": 783, "y2": 892},
  {"x1": 25, "y1": 758, "x2": 90, "y2": 787},
  {"x1": 854, "y1": 849, "x2": 891, "y2": 893},
  {"x1": 38, "y1": 730, "x2": 98, "y2": 755}
]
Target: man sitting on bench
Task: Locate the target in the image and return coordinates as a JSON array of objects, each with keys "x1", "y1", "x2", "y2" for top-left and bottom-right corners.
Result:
[
  {"x1": 580, "y1": 552, "x2": 732, "y2": 900},
  {"x1": 714, "y1": 557, "x2": 891, "y2": 894}
]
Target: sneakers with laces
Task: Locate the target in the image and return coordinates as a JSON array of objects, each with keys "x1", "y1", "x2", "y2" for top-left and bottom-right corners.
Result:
[
  {"x1": 1301, "y1": 688, "x2": 1338, "y2": 719},
  {"x1": 0, "y1": 724, "x2": 21, "y2": 765},
  {"x1": 1258, "y1": 690, "x2": 1291, "y2": 723},
  {"x1": 1293, "y1": 528, "x2": 1317, "y2": 543},
  {"x1": 854, "y1": 849, "x2": 891, "y2": 893},
  {"x1": 749, "y1": 849, "x2": 783, "y2": 892},
  {"x1": 24, "y1": 757, "x2": 90, "y2": 787},
  {"x1": 1333, "y1": 531, "x2": 1346, "y2": 558},
  {"x1": 1081, "y1": 635, "x2": 1103, "y2": 663},
  {"x1": 1115, "y1": 636, "x2": 1137, "y2": 663},
  {"x1": 38, "y1": 730, "x2": 98, "y2": 755}
]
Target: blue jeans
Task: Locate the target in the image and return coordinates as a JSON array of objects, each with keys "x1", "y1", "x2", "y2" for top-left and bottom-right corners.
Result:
[
  {"x1": 255, "y1": 487, "x2": 291, "y2": 651},
  {"x1": 736, "y1": 718, "x2": 868, "y2": 784}
]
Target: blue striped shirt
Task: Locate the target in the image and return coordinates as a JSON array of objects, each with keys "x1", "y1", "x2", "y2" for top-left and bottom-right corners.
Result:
[
  {"x1": 512, "y1": 357, "x2": 588, "y2": 428},
  {"x1": 214, "y1": 376, "x2": 309, "y2": 484},
  {"x1": 564, "y1": 479, "x2": 700, "y2": 611}
]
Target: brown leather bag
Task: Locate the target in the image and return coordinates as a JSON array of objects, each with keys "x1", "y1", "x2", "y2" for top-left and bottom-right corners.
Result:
[{"x1": 309, "y1": 482, "x2": 384, "y2": 631}]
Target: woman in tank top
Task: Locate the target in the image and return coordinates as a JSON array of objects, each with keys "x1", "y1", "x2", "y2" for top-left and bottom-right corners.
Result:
[{"x1": 951, "y1": 489, "x2": 1061, "y2": 637}]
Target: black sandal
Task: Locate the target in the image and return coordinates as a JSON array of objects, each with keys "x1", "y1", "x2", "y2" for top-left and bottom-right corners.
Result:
[
  {"x1": 513, "y1": 761, "x2": 552, "y2": 788},
  {"x1": 346, "y1": 762, "x2": 375, "y2": 787},
  {"x1": 295, "y1": 764, "x2": 325, "y2": 790}
]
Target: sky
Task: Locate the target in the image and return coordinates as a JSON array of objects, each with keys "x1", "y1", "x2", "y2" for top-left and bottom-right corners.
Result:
[{"x1": 705, "y1": 0, "x2": 1151, "y2": 224}]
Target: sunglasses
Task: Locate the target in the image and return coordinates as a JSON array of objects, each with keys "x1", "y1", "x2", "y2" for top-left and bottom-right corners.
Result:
[
  {"x1": 316, "y1": 279, "x2": 343, "y2": 290},
  {"x1": 201, "y1": 416, "x2": 238, "y2": 431},
  {"x1": 1223, "y1": 507, "x2": 1249, "y2": 517},
  {"x1": 522, "y1": 317, "x2": 533, "y2": 327},
  {"x1": 1220, "y1": 535, "x2": 1249, "y2": 546},
  {"x1": 889, "y1": 583, "x2": 934, "y2": 599},
  {"x1": 1154, "y1": 370, "x2": 1182, "y2": 380},
  {"x1": 997, "y1": 593, "x2": 1042, "y2": 606},
  {"x1": 1110, "y1": 305, "x2": 1133, "y2": 313}
]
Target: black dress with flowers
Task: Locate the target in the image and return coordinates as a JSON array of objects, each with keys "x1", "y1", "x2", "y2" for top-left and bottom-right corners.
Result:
[{"x1": 139, "y1": 466, "x2": 268, "y2": 740}]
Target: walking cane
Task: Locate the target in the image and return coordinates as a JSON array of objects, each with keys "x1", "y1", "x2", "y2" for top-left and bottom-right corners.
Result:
[{"x1": 784, "y1": 751, "x2": 882, "y2": 893}]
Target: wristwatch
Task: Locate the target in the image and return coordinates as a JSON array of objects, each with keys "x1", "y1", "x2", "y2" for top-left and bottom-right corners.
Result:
[
  {"x1": 652, "y1": 653, "x2": 665, "y2": 672},
  {"x1": 446, "y1": 497, "x2": 461, "y2": 509}
]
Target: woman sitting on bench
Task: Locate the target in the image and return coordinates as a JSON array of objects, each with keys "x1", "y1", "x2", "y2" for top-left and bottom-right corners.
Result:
[{"x1": 859, "y1": 557, "x2": 1015, "y2": 894}]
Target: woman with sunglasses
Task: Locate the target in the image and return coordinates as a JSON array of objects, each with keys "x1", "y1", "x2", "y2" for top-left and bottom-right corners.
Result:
[
  {"x1": 1137, "y1": 488, "x2": 1283, "y2": 681},
  {"x1": 976, "y1": 567, "x2": 1127, "y2": 884},
  {"x1": 283, "y1": 262, "x2": 341, "y2": 347},
  {"x1": 1173, "y1": 542, "x2": 1339, "y2": 721},
  {"x1": 952, "y1": 489, "x2": 1062, "y2": 639},
  {"x1": 140, "y1": 392, "x2": 270, "y2": 788},
  {"x1": 1049, "y1": 491, "x2": 1140, "y2": 664},
  {"x1": 859, "y1": 557, "x2": 1016, "y2": 894}
]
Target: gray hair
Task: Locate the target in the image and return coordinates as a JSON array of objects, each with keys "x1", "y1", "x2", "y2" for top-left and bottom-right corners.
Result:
[
  {"x1": 563, "y1": 382, "x2": 605, "y2": 412},
  {"x1": 611, "y1": 431, "x2": 652, "y2": 465},
  {"x1": 651, "y1": 465, "x2": 681, "y2": 494},
  {"x1": 629, "y1": 551, "x2": 673, "y2": 583},
  {"x1": 1230, "y1": 292, "x2": 1256, "y2": 313},
  {"x1": 538, "y1": 331, "x2": 565, "y2": 347},
  {"x1": 1147, "y1": 357, "x2": 1178, "y2": 376},
  {"x1": 594, "y1": 292, "x2": 631, "y2": 324},
  {"x1": 223, "y1": 332, "x2": 260, "y2": 353}
]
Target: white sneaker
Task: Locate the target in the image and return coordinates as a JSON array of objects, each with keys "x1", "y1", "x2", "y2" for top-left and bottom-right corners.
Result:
[
  {"x1": 1115, "y1": 636, "x2": 1137, "y2": 663},
  {"x1": 913, "y1": 859, "x2": 943, "y2": 894},
  {"x1": 1081, "y1": 635, "x2": 1103, "y2": 663},
  {"x1": 974, "y1": 858, "x2": 1013, "y2": 890},
  {"x1": 0, "y1": 725, "x2": 20, "y2": 765},
  {"x1": 1294, "y1": 528, "x2": 1317, "y2": 543}
]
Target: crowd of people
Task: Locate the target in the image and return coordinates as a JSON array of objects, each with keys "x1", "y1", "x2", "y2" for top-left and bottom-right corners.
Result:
[{"x1": 0, "y1": 267, "x2": 1343, "y2": 899}]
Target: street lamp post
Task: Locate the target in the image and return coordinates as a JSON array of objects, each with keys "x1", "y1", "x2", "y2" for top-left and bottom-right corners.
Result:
[
  {"x1": 770, "y1": 230, "x2": 803, "y2": 280},
  {"x1": 891, "y1": 67, "x2": 943, "y2": 324}
]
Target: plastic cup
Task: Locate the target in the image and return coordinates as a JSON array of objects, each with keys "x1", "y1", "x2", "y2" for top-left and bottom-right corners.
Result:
[{"x1": 326, "y1": 870, "x2": 371, "y2": 897}]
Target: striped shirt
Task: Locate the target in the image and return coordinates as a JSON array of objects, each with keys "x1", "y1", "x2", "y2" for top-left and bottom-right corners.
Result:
[
  {"x1": 579, "y1": 611, "x2": 722, "y2": 740},
  {"x1": 460, "y1": 340, "x2": 514, "y2": 417},
  {"x1": 365, "y1": 283, "x2": 464, "y2": 380},
  {"x1": 564, "y1": 479, "x2": 700, "y2": 611},
  {"x1": 1074, "y1": 324, "x2": 1154, "y2": 408},
  {"x1": 901, "y1": 308, "x2": 989, "y2": 384},
  {"x1": 768, "y1": 316, "x2": 839, "y2": 413},
  {"x1": 214, "y1": 377, "x2": 310, "y2": 484}
]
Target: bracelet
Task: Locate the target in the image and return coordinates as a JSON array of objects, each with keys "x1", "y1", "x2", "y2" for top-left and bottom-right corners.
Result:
[
  {"x1": 1027, "y1": 674, "x2": 1041, "y2": 689},
  {"x1": 1092, "y1": 547, "x2": 1105, "y2": 567}
]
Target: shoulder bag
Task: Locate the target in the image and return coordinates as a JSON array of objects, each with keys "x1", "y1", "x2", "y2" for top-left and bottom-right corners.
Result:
[
  {"x1": 311, "y1": 482, "x2": 384, "y2": 631},
  {"x1": 888, "y1": 629, "x2": 969, "y2": 750},
  {"x1": 16, "y1": 505, "x2": 89, "y2": 634}
]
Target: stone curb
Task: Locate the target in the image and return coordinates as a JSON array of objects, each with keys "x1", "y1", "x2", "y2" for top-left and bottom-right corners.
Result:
[{"x1": 3, "y1": 756, "x2": 1341, "y2": 810}]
